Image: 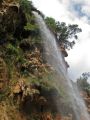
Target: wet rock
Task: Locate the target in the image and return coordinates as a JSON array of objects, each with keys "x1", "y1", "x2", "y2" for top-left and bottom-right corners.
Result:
[
  {"x1": 80, "y1": 91, "x2": 90, "y2": 114},
  {"x1": 10, "y1": 78, "x2": 40, "y2": 103},
  {"x1": 40, "y1": 112, "x2": 53, "y2": 120},
  {"x1": 21, "y1": 47, "x2": 49, "y2": 77},
  {"x1": 60, "y1": 46, "x2": 68, "y2": 57},
  {"x1": 55, "y1": 114, "x2": 62, "y2": 120},
  {"x1": 61, "y1": 114, "x2": 72, "y2": 120}
]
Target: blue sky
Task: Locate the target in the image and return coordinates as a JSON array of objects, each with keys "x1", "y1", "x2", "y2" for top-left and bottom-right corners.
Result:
[
  {"x1": 32, "y1": 0, "x2": 90, "y2": 81},
  {"x1": 72, "y1": 3, "x2": 85, "y2": 17},
  {"x1": 69, "y1": 1, "x2": 90, "y2": 20}
]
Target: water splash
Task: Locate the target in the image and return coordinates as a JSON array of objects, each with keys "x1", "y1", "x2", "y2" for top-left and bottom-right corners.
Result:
[{"x1": 34, "y1": 12, "x2": 90, "y2": 120}]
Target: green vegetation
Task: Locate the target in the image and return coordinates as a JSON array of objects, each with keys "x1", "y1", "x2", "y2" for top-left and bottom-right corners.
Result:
[
  {"x1": 0, "y1": 0, "x2": 82, "y2": 99},
  {"x1": 0, "y1": 0, "x2": 83, "y2": 120},
  {"x1": 45, "y1": 17, "x2": 57, "y2": 31},
  {"x1": 0, "y1": 0, "x2": 82, "y2": 104},
  {"x1": 77, "y1": 72, "x2": 90, "y2": 93},
  {"x1": 45, "y1": 17, "x2": 82, "y2": 49},
  {"x1": 19, "y1": 0, "x2": 33, "y2": 13}
]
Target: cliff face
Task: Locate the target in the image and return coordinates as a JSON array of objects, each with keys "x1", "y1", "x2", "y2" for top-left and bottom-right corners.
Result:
[
  {"x1": 80, "y1": 91, "x2": 90, "y2": 114},
  {"x1": 0, "y1": 1, "x2": 71, "y2": 120},
  {"x1": 60, "y1": 45, "x2": 69, "y2": 69}
]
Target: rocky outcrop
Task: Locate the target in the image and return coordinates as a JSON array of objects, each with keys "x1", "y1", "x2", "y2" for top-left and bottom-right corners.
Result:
[
  {"x1": 10, "y1": 78, "x2": 40, "y2": 103},
  {"x1": 60, "y1": 45, "x2": 69, "y2": 69},
  {"x1": 0, "y1": 1, "x2": 72, "y2": 120},
  {"x1": 60, "y1": 45, "x2": 68, "y2": 57},
  {"x1": 80, "y1": 91, "x2": 90, "y2": 114},
  {"x1": 19, "y1": 47, "x2": 49, "y2": 78},
  {"x1": 0, "y1": 0, "x2": 27, "y2": 42}
]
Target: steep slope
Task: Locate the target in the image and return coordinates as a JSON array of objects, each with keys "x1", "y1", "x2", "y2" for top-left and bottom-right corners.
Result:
[{"x1": 0, "y1": 0, "x2": 74, "y2": 120}]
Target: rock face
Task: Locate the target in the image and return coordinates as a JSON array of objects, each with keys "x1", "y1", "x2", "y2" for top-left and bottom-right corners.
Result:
[
  {"x1": 60, "y1": 45, "x2": 68, "y2": 57},
  {"x1": 0, "y1": 1, "x2": 72, "y2": 120},
  {"x1": 23, "y1": 47, "x2": 49, "y2": 78},
  {"x1": 80, "y1": 91, "x2": 90, "y2": 114},
  {"x1": 0, "y1": 0, "x2": 27, "y2": 42},
  {"x1": 60, "y1": 44, "x2": 69, "y2": 69}
]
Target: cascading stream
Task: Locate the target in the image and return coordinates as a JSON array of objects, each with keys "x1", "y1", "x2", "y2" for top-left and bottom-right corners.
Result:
[{"x1": 34, "y1": 12, "x2": 90, "y2": 120}]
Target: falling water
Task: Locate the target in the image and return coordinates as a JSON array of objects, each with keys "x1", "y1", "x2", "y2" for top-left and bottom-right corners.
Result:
[{"x1": 34, "y1": 12, "x2": 90, "y2": 120}]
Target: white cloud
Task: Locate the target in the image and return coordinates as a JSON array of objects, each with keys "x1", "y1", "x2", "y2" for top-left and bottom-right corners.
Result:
[
  {"x1": 72, "y1": 0, "x2": 84, "y2": 4},
  {"x1": 71, "y1": 0, "x2": 90, "y2": 18},
  {"x1": 32, "y1": 0, "x2": 90, "y2": 80},
  {"x1": 81, "y1": 5, "x2": 90, "y2": 16},
  {"x1": 81, "y1": 16, "x2": 89, "y2": 23},
  {"x1": 72, "y1": 0, "x2": 90, "y2": 5},
  {"x1": 32, "y1": 0, "x2": 67, "y2": 21}
]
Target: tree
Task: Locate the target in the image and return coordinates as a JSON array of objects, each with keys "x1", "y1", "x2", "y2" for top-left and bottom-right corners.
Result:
[
  {"x1": 82, "y1": 72, "x2": 90, "y2": 79},
  {"x1": 45, "y1": 17, "x2": 82, "y2": 49},
  {"x1": 77, "y1": 72, "x2": 90, "y2": 92}
]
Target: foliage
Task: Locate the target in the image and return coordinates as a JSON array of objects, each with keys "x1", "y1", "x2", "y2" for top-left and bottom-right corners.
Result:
[
  {"x1": 0, "y1": 93, "x2": 5, "y2": 101},
  {"x1": 24, "y1": 13, "x2": 39, "y2": 34},
  {"x1": 24, "y1": 23, "x2": 39, "y2": 31},
  {"x1": 45, "y1": 17, "x2": 57, "y2": 32},
  {"x1": 19, "y1": 0, "x2": 33, "y2": 13},
  {"x1": 6, "y1": 44, "x2": 19, "y2": 56},
  {"x1": 77, "y1": 72, "x2": 90, "y2": 92},
  {"x1": 82, "y1": 72, "x2": 90, "y2": 79},
  {"x1": 45, "y1": 17, "x2": 82, "y2": 49}
]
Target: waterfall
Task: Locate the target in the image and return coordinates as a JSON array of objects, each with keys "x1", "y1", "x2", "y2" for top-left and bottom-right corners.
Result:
[{"x1": 34, "y1": 12, "x2": 90, "y2": 120}]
